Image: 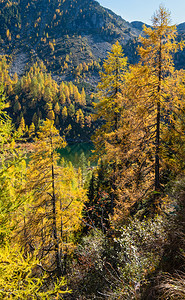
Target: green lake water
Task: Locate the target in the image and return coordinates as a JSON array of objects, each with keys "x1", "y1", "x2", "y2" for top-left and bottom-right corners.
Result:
[{"x1": 58, "y1": 142, "x2": 95, "y2": 168}]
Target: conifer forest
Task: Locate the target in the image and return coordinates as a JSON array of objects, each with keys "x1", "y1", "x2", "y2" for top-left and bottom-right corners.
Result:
[{"x1": 1, "y1": 2, "x2": 185, "y2": 299}]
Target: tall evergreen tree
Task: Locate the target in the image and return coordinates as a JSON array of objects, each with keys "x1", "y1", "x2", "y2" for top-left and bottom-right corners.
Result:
[
  {"x1": 93, "y1": 41, "x2": 128, "y2": 156},
  {"x1": 21, "y1": 120, "x2": 86, "y2": 276},
  {"x1": 138, "y1": 6, "x2": 184, "y2": 194},
  {"x1": 113, "y1": 6, "x2": 185, "y2": 220},
  {"x1": 92, "y1": 42, "x2": 128, "y2": 217}
]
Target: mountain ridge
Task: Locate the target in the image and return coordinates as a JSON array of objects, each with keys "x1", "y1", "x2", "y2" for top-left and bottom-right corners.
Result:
[
  {"x1": 0, "y1": 0, "x2": 141, "y2": 83},
  {"x1": 0, "y1": 0, "x2": 185, "y2": 84}
]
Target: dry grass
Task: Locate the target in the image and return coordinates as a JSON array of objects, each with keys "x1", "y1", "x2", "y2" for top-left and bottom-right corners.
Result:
[{"x1": 158, "y1": 272, "x2": 185, "y2": 299}]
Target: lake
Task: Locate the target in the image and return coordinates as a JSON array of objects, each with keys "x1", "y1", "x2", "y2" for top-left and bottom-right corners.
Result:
[{"x1": 58, "y1": 142, "x2": 95, "y2": 168}]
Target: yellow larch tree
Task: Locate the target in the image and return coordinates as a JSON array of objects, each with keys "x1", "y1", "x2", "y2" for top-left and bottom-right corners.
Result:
[
  {"x1": 93, "y1": 41, "x2": 128, "y2": 157},
  {"x1": 92, "y1": 41, "x2": 128, "y2": 217},
  {"x1": 113, "y1": 6, "x2": 185, "y2": 221},
  {"x1": 20, "y1": 119, "x2": 86, "y2": 276}
]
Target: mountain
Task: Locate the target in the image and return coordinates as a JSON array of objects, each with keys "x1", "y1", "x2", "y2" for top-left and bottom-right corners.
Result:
[
  {"x1": 131, "y1": 21, "x2": 151, "y2": 31},
  {"x1": 177, "y1": 22, "x2": 185, "y2": 32},
  {"x1": 0, "y1": 1, "x2": 185, "y2": 84},
  {"x1": 0, "y1": 0, "x2": 141, "y2": 83},
  {"x1": 1, "y1": 1, "x2": 185, "y2": 143}
]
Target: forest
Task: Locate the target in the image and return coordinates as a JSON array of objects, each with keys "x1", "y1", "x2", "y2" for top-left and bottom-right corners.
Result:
[{"x1": 0, "y1": 6, "x2": 185, "y2": 299}]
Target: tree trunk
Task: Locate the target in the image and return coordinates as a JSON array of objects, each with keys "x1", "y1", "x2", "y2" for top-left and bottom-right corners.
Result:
[
  {"x1": 155, "y1": 37, "x2": 162, "y2": 196},
  {"x1": 51, "y1": 137, "x2": 61, "y2": 277}
]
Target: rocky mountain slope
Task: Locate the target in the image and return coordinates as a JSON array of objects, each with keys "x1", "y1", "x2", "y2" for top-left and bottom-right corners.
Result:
[
  {"x1": 0, "y1": 0, "x2": 185, "y2": 84},
  {"x1": 0, "y1": 0, "x2": 141, "y2": 83}
]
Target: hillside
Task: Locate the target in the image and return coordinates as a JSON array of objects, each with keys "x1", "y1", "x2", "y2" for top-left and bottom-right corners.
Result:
[
  {"x1": 1, "y1": 1, "x2": 185, "y2": 142},
  {"x1": 1, "y1": 1, "x2": 185, "y2": 85},
  {"x1": 0, "y1": 0, "x2": 141, "y2": 84},
  {"x1": 1, "y1": 6, "x2": 185, "y2": 299}
]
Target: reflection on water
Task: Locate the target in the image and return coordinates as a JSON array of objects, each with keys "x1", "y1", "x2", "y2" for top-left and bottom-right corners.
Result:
[{"x1": 58, "y1": 142, "x2": 95, "y2": 168}]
